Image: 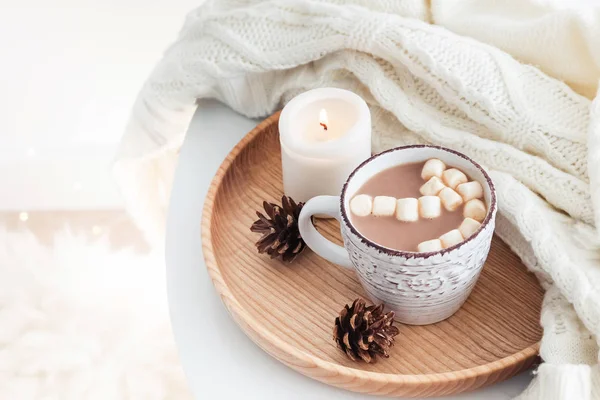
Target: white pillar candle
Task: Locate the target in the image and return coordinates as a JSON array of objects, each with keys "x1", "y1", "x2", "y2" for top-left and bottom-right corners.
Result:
[{"x1": 279, "y1": 88, "x2": 371, "y2": 202}]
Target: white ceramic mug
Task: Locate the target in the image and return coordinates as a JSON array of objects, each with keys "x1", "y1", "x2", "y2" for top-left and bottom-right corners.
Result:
[{"x1": 298, "y1": 145, "x2": 497, "y2": 325}]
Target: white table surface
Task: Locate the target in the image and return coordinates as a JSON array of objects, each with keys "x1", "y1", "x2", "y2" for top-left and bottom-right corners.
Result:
[{"x1": 165, "y1": 99, "x2": 534, "y2": 400}]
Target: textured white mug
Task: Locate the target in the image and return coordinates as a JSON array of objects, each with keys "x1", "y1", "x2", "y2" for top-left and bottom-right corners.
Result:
[{"x1": 298, "y1": 145, "x2": 497, "y2": 325}]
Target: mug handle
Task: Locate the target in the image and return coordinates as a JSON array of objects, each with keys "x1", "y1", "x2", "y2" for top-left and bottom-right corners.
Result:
[{"x1": 298, "y1": 196, "x2": 353, "y2": 269}]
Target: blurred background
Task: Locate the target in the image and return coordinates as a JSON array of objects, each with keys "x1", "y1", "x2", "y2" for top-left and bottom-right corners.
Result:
[
  {"x1": 0, "y1": 1, "x2": 198, "y2": 398},
  {"x1": 1, "y1": 0, "x2": 199, "y2": 212}
]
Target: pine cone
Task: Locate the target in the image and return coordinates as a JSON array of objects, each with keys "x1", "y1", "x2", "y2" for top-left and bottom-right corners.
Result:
[
  {"x1": 250, "y1": 196, "x2": 307, "y2": 262},
  {"x1": 333, "y1": 298, "x2": 399, "y2": 363}
]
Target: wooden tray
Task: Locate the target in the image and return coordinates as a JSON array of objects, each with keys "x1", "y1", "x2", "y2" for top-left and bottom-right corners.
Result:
[{"x1": 202, "y1": 113, "x2": 543, "y2": 397}]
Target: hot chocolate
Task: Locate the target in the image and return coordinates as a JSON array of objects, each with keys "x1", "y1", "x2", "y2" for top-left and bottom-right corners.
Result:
[{"x1": 349, "y1": 160, "x2": 487, "y2": 252}]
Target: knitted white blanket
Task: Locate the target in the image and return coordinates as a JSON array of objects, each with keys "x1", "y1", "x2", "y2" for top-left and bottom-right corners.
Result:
[{"x1": 116, "y1": 0, "x2": 600, "y2": 398}]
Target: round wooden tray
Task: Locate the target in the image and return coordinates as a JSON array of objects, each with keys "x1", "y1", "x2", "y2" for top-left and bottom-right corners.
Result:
[{"x1": 202, "y1": 113, "x2": 543, "y2": 397}]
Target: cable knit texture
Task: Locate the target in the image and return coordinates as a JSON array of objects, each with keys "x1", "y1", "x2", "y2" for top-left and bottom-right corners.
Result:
[
  {"x1": 432, "y1": 0, "x2": 600, "y2": 99},
  {"x1": 116, "y1": 1, "x2": 600, "y2": 398}
]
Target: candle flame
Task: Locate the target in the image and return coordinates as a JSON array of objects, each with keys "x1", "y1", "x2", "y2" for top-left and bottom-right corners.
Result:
[{"x1": 319, "y1": 108, "x2": 328, "y2": 131}]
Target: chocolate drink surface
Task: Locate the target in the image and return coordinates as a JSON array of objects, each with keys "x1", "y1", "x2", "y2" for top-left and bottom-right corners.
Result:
[{"x1": 350, "y1": 162, "x2": 484, "y2": 252}]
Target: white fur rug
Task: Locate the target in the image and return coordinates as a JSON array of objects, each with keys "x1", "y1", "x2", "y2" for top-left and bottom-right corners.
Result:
[{"x1": 0, "y1": 227, "x2": 192, "y2": 400}]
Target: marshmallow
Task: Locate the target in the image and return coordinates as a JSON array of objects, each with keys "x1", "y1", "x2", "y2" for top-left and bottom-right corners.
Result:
[
  {"x1": 463, "y1": 199, "x2": 487, "y2": 222},
  {"x1": 373, "y1": 196, "x2": 396, "y2": 217},
  {"x1": 418, "y1": 196, "x2": 441, "y2": 219},
  {"x1": 459, "y1": 217, "x2": 481, "y2": 238},
  {"x1": 439, "y1": 187, "x2": 463, "y2": 212},
  {"x1": 395, "y1": 198, "x2": 419, "y2": 222},
  {"x1": 420, "y1": 176, "x2": 446, "y2": 196},
  {"x1": 417, "y1": 239, "x2": 442, "y2": 252},
  {"x1": 442, "y1": 168, "x2": 468, "y2": 189},
  {"x1": 350, "y1": 194, "x2": 373, "y2": 217},
  {"x1": 439, "y1": 229, "x2": 464, "y2": 249},
  {"x1": 457, "y1": 181, "x2": 483, "y2": 202},
  {"x1": 421, "y1": 159, "x2": 446, "y2": 181}
]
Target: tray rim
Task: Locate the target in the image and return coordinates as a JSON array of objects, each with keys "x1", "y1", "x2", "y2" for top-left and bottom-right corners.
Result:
[{"x1": 201, "y1": 112, "x2": 540, "y2": 394}]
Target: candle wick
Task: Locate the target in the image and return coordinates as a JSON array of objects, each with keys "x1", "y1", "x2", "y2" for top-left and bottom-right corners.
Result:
[{"x1": 320, "y1": 122, "x2": 328, "y2": 131}]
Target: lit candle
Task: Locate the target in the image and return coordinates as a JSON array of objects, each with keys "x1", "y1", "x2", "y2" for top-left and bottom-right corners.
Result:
[{"x1": 279, "y1": 88, "x2": 371, "y2": 202}]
